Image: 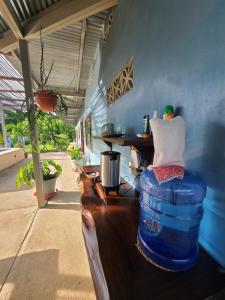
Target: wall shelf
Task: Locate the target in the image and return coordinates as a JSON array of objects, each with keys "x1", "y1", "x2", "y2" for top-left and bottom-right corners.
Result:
[{"x1": 93, "y1": 135, "x2": 154, "y2": 162}]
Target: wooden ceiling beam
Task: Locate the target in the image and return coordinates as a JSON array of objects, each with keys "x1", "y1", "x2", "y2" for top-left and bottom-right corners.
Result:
[
  {"x1": 45, "y1": 86, "x2": 85, "y2": 98},
  {"x1": 25, "y1": 0, "x2": 118, "y2": 40},
  {"x1": 0, "y1": 89, "x2": 25, "y2": 93},
  {"x1": 76, "y1": 19, "x2": 86, "y2": 92},
  {"x1": 0, "y1": 98, "x2": 24, "y2": 102},
  {"x1": 0, "y1": 76, "x2": 23, "y2": 81},
  {"x1": 0, "y1": 1, "x2": 23, "y2": 39},
  {"x1": 0, "y1": 0, "x2": 118, "y2": 53},
  {"x1": 0, "y1": 30, "x2": 18, "y2": 53}
]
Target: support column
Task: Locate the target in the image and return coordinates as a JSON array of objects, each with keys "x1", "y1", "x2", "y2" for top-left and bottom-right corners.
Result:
[
  {"x1": 0, "y1": 107, "x2": 7, "y2": 148},
  {"x1": 19, "y1": 39, "x2": 46, "y2": 208}
]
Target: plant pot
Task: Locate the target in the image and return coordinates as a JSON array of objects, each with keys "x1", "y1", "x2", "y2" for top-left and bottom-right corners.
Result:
[
  {"x1": 34, "y1": 91, "x2": 57, "y2": 112},
  {"x1": 71, "y1": 158, "x2": 84, "y2": 169},
  {"x1": 43, "y1": 177, "x2": 57, "y2": 194}
]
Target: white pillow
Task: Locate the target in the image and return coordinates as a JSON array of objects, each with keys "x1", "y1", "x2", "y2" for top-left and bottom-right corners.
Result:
[{"x1": 150, "y1": 116, "x2": 185, "y2": 167}]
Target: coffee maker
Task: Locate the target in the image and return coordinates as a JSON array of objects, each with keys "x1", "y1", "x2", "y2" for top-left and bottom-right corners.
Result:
[{"x1": 100, "y1": 151, "x2": 120, "y2": 195}]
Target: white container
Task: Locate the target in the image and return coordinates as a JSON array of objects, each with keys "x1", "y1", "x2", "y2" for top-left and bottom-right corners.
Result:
[
  {"x1": 71, "y1": 158, "x2": 85, "y2": 168},
  {"x1": 43, "y1": 177, "x2": 57, "y2": 194}
]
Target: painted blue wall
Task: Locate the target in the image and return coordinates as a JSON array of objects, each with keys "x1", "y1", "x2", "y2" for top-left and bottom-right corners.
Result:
[{"x1": 78, "y1": 0, "x2": 225, "y2": 267}]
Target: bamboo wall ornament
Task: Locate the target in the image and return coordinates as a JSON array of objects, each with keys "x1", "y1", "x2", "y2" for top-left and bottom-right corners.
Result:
[{"x1": 107, "y1": 58, "x2": 134, "y2": 106}]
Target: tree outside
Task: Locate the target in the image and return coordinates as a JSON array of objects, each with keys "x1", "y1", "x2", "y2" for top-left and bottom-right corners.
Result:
[{"x1": 1, "y1": 111, "x2": 75, "y2": 152}]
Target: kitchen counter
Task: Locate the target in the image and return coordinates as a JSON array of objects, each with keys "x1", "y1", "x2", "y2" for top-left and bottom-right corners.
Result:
[{"x1": 79, "y1": 165, "x2": 225, "y2": 300}]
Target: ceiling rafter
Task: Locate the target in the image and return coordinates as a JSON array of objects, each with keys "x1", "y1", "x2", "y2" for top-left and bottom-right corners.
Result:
[
  {"x1": 0, "y1": 89, "x2": 24, "y2": 93},
  {"x1": 0, "y1": 76, "x2": 23, "y2": 81}
]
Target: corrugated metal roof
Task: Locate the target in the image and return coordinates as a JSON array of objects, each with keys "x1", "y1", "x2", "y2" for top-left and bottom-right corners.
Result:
[
  {"x1": 0, "y1": 0, "x2": 60, "y2": 33},
  {"x1": 9, "y1": 0, "x2": 61, "y2": 25},
  {"x1": 0, "y1": 54, "x2": 25, "y2": 111},
  {"x1": 0, "y1": 1, "x2": 109, "y2": 123},
  {"x1": 27, "y1": 11, "x2": 107, "y2": 123},
  {"x1": 29, "y1": 22, "x2": 82, "y2": 89}
]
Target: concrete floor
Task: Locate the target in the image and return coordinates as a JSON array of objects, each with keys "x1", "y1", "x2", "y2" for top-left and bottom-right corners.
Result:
[{"x1": 0, "y1": 152, "x2": 95, "y2": 300}]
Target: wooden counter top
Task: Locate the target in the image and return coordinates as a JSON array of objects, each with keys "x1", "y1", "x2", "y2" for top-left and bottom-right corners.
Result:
[{"x1": 80, "y1": 165, "x2": 225, "y2": 300}]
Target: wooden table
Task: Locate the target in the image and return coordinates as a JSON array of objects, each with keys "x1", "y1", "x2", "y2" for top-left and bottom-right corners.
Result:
[{"x1": 80, "y1": 165, "x2": 225, "y2": 300}]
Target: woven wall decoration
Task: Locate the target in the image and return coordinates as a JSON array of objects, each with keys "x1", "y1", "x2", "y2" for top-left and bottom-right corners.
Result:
[
  {"x1": 107, "y1": 58, "x2": 134, "y2": 106},
  {"x1": 103, "y1": 8, "x2": 115, "y2": 43}
]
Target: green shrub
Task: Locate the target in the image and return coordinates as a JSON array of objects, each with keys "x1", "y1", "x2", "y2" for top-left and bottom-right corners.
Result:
[
  {"x1": 16, "y1": 159, "x2": 62, "y2": 188},
  {"x1": 14, "y1": 142, "x2": 23, "y2": 148},
  {"x1": 68, "y1": 146, "x2": 83, "y2": 160},
  {"x1": 0, "y1": 134, "x2": 3, "y2": 147},
  {"x1": 24, "y1": 143, "x2": 60, "y2": 154}
]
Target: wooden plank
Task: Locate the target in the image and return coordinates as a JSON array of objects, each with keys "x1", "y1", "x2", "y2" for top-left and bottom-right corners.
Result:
[
  {"x1": 93, "y1": 135, "x2": 154, "y2": 146},
  {"x1": 82, "y1": 209, "x2": 110, "y2": 300},
  {"x1": 24, "y1": 0, "x2": 118, "y2": 39},
  {"x1": 0, "y1": 1, "x2": 23, "y2": 39},
  {"x1": 76, "y1": 19, "x2": 86, "y2": 92},
  {"x1": 80, "y1": 165, "x2": 225, "y2": 300},
  {"x1": 19, "y1": 39, "x2": 46, "y2": 209}
]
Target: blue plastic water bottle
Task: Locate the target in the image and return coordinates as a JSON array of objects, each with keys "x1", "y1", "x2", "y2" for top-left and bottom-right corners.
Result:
[{"x1": 137, "y1": 169, "x2": 206, "y2": 271}]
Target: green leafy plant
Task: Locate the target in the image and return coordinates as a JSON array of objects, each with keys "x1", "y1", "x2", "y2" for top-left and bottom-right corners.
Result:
[
  {"x1": 6, "y1": 111, "x2": 74, "y2": 153},
  {"x1": 68, "y1": 146, "x2": 83, "y2": 160},
  {"x1": 0, "y1": 134, "x2": 4, "y2": 146},
  {"x1": 16, "y1": 160, "x2": 34, "y2": 188},
  {"x1": 16, "y1": 159, "x2": 62, "y2": 188}
]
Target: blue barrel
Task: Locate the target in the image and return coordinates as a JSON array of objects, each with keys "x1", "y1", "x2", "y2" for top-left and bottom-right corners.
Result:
[{"x1": 137, "y1": 169, "x2": 206, "y2": 271}]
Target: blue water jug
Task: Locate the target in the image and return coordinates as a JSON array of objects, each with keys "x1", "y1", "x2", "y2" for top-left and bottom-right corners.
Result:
[{"x1": 137, "y1": 169, "x2": 206, "y2": 271}]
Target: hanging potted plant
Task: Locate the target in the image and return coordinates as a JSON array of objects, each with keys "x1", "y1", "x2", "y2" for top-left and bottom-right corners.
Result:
[
  {"x1": 68, "y1": 146, "x2": 84, "y2": 169},
  {"x1": 33, "y1": 30, "x2": 68, "y2": 114},
  {"x1": 16, "y1": 159, "x2": 62, "y2": 198}
]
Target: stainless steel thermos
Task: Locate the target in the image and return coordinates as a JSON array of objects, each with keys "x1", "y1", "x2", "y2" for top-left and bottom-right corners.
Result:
[{"x1": 100, "y1": 151, "x2": 120, "y2": 193}]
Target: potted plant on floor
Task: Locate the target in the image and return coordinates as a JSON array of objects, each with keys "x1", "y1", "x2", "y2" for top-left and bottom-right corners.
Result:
[
  {"x1": 68, "y1": 146, "x2": 84, "y2": 169},
  {"x1": 16, "y1": 159, "x2": 62, "y2": 197},
  {"x1": 33, "y1": 30, "x2": 68, "y2": 114}
]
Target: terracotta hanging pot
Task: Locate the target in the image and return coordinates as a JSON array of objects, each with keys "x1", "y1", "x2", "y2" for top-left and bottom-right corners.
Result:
[{"x1": 33, "y1": 91, "x2": 57, "y2": 112}]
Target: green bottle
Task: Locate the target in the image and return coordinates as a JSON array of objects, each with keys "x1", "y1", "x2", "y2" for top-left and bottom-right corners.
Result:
[{"x1": 143, "y1": 115, "x2": 150, "y2": 134}]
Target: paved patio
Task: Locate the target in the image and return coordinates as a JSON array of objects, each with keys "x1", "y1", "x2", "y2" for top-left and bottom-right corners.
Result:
[{"x1": 0, "y1": 152, "x2": 95, "y2": 300}]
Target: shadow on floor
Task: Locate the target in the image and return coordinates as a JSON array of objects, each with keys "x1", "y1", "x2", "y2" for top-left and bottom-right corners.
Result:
[
  {"x1": 0, "y1": 159, "x2": 34, "y2": 194},
  {"x1": 0, "y1": 249, "x2": 94, "y2": 299},
  {"x1": 47, "y1": 191, "x2": 81, "y2": 211}
]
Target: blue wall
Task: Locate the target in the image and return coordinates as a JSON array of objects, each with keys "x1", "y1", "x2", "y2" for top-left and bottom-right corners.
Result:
[{"x1": 78, "y1": 0, "x2": 225, "y2": 267}]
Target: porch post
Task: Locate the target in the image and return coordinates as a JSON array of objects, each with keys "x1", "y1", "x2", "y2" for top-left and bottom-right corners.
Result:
[
  {"x1": 0, "y1": 107, "x2": 8, "y2": 148},
  {"x1": 19, "y1": 39, "x2": 46, "y2": 208}
]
